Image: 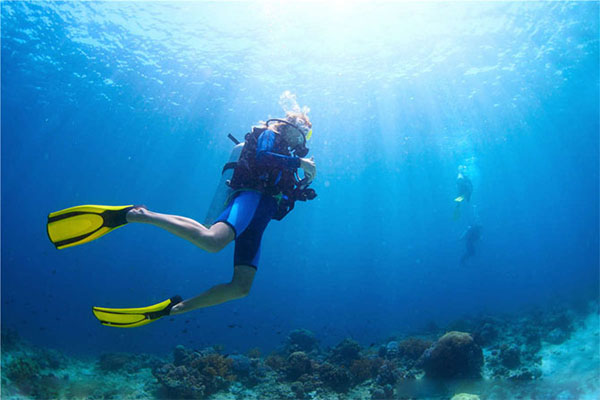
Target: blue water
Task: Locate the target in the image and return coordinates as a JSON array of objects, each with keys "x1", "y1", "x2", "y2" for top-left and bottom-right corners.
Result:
[{"x1": 1, "y1": 1, "x2": 598, "y2": 357}]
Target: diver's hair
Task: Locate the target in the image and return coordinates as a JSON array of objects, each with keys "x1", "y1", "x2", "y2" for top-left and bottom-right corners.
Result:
[{"x1": 255, "y1": 111, "x2": 312, "y2": 135}]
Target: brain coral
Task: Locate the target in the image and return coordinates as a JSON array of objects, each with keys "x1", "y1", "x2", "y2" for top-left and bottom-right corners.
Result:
[{"x1": 417, "y1": 331, "x2": 483, "y2": 379}]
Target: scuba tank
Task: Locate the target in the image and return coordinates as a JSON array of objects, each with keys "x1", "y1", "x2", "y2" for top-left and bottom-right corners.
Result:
[
  {"x1": 204, "y1": 127, "x2": 317, "y2": 225},
  {"x1": 203, "y1": 135, "x2": 243, "y2": 226}
]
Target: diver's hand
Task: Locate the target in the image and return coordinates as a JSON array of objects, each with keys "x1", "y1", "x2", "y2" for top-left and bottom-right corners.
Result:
[{"x1": 300, "y1": 157, "x2": 316, "y2": 183}]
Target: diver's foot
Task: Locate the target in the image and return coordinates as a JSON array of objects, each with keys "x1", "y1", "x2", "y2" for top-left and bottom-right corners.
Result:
[
  {"x1": 126, "y1": 205, "x2": 150, "y2": 223},
  {"x1": 169, "y1": 301, "x2": 185, "y2": 315}
]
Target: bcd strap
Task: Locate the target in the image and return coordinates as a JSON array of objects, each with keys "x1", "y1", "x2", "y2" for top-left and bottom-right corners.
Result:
[{"x1": 222, "y1": 162, "x2": 237, "y2": 175}]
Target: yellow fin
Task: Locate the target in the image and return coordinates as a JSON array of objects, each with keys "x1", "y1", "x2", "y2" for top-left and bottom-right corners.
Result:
[{"x1": 92, "y1": 296, "x2": 182, "y2": 328}]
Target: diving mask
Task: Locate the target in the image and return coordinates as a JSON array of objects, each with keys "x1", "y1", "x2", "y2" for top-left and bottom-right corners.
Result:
[{"x1": 265, "y1": 118, "x2": 311, "y2": 157}]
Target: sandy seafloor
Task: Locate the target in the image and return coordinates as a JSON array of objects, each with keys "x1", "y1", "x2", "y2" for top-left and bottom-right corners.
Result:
[{"x1": 1, "y1": 301, "x2": 598, "y2": 400}]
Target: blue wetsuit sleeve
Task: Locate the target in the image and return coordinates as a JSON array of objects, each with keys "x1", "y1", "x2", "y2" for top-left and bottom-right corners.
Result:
[{"x1": 256, "y1": 130, "x2": 301, "y2": 169}]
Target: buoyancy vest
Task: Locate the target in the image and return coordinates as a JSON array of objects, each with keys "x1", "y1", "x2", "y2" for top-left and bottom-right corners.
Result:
[{"x1": 228, "y1": 127, "x2": 298, "y2": 198}]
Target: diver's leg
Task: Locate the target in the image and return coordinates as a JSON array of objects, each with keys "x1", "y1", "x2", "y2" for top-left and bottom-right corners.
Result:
[
  {"x1": 170, "y1": 195, "x2": 274, "y2": 314},
  {"x1": 460, "y1": 243, "x2": 475, "y2": 265},
  {"x1": 126, "y1": 208, "x2": 234, "y2": 252},
  {"x1": 169, "y1": 265, "x2": 256, "y2": 314}
]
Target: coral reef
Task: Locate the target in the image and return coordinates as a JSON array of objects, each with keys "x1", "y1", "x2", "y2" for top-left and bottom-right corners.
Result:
[
  {"x1": 316, "y1": 362, "x2": 352, "y2": 393},
  {"x1": 265, "y1": 353, "x2": 287, "y2": 372},
  {"x1": 417, "y1": 331, "x2": 484, "y2": 379},
  {"x1": 286, "y1": 329, "x2": 319, "y2": 354},
  {"x1": 375, "y1": 360, "x2": 401, "y2": 386},
  {"x1": 153, "y1": 345, "x2": 235, "y2": 399},
  {"x1": 247, "y1": 347, "x2": 261, "y2": 358},
  {"x1": 1, "y1": 328, "x2": 22, "y2": 352},
  {"x1": 473, "y1": 321, "x2": 500, "y2": 346},
  {"x1": 98, "y1": 352, "x2": 162, "y2": 373},
  {"x1": 1, "y1": 300, "x2": 598, "y2": 400},
  {"x1": 5, "y1": 356, "x2": 64, "y2": 399},
  {"x1": 285, "y1": 351, "x2": 313, "y2": 380},
  {"x1": 370, "y1": 383, "x2": 394, "y2": 400},
  {"x1": 228, "y1": 353, "x2": 269, "y2": 386},
  {"x1": 329, "y1": 337, "x2": 362, "y2": 366},
  {"x1": 499, "y1": 343, "x2": 521, "y2": 369},
  {"x1": 6, "y1": 356, "x2": 40, "y2": 384},
  {"x1": 350, "y1": 357, "x2": 383, "y2": 383},
  {"x1": 398, "y1": 337, "x2": 433, "y2": 361}
]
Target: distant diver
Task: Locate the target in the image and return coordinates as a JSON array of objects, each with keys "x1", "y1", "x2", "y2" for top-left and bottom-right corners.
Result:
[
  {"x1": 460, "y1": 224, "x2": 481, "y2": 266},
  {"x1": 47, "y1": 98, "x2": 317, "y2": 328},
  {"x1": 453, "y1": 165, "x2": 473, "y2": 220}
]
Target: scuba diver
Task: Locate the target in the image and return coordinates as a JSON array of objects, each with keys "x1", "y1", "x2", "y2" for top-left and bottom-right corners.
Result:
[
  {"x1": 453, "y1": 165, "x2": 473, "y2": 220},
  {"x1": 46, "y1": 110, "x2": 317, "y2": 328},
  {"x1": 460, "y1": 224, "x2": 481, "y2": 266}
]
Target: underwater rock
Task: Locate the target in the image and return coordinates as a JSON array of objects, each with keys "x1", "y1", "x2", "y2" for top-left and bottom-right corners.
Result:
[
  {"x1": 34, "y1": 374, "x2": 62, "y2": 399},
  {"x1": 286, "y1": 329, "x2": 319, "y2": 354},
  {"x1": 375, "y1": 360, "x2": 400, "y2": 386},
  {"x1": 509, "y1": 367, "x2": 542, "y2": 381},
  {"x1": 398, "y1": 337, "x2": 433, "y2": 361},
  {"x1": 451, "y1": 393, "x2": 480, "y2": 400},
  {"x1": 173, "y1": 344, "x2": 194, "y2": 366},
  {"x1": 34, "y1": 348, "x2": 67, "y2": 370},
  {"x1": 5, "y1": 357, "x2": 64, "y2": 399},
  {"x1": 6, "y1": 357, "x2": 40, "y2": 385},
  {"x1": 417, "y1": 331, "x2": 483, "y2": 379},
  {"x1": 316, "y1": 362, "x2": 352, "y2": 393},
  {"x1": 97, "y1": 352, "x2": 162, "y2": 373},
  {"x1": 329, "y1": 338, "x2": 362, "y2": 366},
  {"x1": 370, "y1": 384, "x2": 394, "y2": 400},
  {"x1": 523, "y1": 325, "x2": 542, "y2": 351},
  {"x1": 229, "y1": 354, "x2": 251, "y2": 377},
  {"x1": 547, "y1": 310, "x2": 573, "y2": 332},
  {"x1": 546, "y1": 328, "x2": 570, "y2": 344},
  {"x1": 473, "y1": 322, "x2": 499, "y2": 347},
  {"x1": 247, "y1": 347, "x2": 261, "y2": 358},
  {"x1": 229, "y1": 354, "x2": 269, "y2": 386},
  {"x1": 265, "y1": 353, "x2": 287, "y2": 372},
  {"x1": 1, "y1": 328, "x2": 22, "y2": 351},
  {"x1": 290, "y1": 381, "x2": 305, "y2": 399},
  {"x1": 98, "y1": 352, "x2": 136, "y2": 373},
  {"x1": 349, "y1": 357, "x2": 383, "y2": 383},
  {"x1": 378, "y1": 345, "x2": 387, "y2": 358},
  {"x1": 499, "y1": 344, "x2": 521, "y2": 369},
  {"x1": 385, "y1": 341, "x2": 399, "y2": 359},
  {"x1": 370, "y1": 387, "x2": 386, "y2": 400},
  {"x1": 286, "y1": 351, "x2": 312, "y2": 380}
]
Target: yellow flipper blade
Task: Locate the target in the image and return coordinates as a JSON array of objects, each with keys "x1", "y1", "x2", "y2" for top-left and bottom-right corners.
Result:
[
  {"x1": 92, "y1": 296, "x2": 181, "y2": 328},
  {"x1": 47, "y1": 204, "x2": 133, "y2": 249}
]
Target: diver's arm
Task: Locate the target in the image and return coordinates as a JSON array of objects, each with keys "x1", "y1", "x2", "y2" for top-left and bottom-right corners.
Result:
[
  {"x1": 256, "y1": 130, "x2": 317, "y2": 182},
  {"x1": 300, "y1": 156, "x2": 316, "y2": 183},
  {"x1": 255, "y1": 130, "x2": 301, "y2": 169}
]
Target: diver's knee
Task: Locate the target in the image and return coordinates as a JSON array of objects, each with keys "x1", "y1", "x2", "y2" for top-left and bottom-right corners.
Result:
[
  {"x1": 204, "y1": 238, "x2": 224, "y2": 253},
  {"x1": 201, "y1": 223, "x2": 234, "y2": 252},
  {"x1": 230, "y1": 281, "x2": 252, "y2": 299},
  {"x1": 198, "y1": 230, "x2": 230, "y2": 253},
  {"x1": 233, "y1": 285, "x2": 251, "y2": 299}
]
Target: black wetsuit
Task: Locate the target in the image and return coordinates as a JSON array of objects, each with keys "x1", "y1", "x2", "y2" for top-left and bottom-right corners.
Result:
[{"x1": 461, "y1": 225, "x2": 481, "y2": 265}]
